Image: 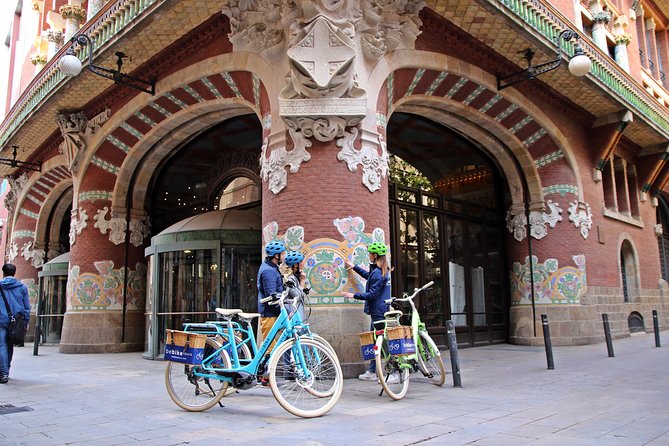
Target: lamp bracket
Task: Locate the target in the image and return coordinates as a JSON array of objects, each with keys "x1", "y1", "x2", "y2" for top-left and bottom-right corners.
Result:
[
  {"x1": 0, "y1": 146, "x2": 41, "y2": 172},
  {"x1": 71, "y1": 34, "x2": 155, "y2": 95},
  {"x1": 496, "y1": 29, "x2": 578, "y2": 91}
]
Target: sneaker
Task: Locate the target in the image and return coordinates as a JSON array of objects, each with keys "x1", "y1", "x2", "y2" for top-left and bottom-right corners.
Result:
[
  {"x1": 0, "y1": 376, "x2": 8, "y2": 384},
  {"x1": 380, "y1": 373, "x2": 400, "y2": 385},
  {"x1": 358, "y1": 371, "x2": 377, "y2": 381}
]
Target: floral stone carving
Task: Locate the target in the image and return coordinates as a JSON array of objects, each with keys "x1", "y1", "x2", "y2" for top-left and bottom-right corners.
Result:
[
  {"x1": 568, "y1": 200, "x2": 593, "y2": 239},
  {"x1": 129, "y1": 216, "x2": 150, "y2": 247},
  {"x1": 69, "y1": 208, "x2": 88, "y2": 245},
  {"x1": 260, "y1": 127, "x2": 312, "y2": 194},
  {"x1": 336, "y1": 129, "x2": 388, "y2": 192},
  {"x1": 93, "y1": 206, "x2": 127, "y2": 245},
  {"x1": 506, "y1": 200, "x2": 563, "y2": 241},
  {"x1": 4, "y1": 173, "x2": 29, "y2": 216}
]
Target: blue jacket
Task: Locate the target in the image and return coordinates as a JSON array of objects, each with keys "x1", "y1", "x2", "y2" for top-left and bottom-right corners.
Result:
[
  {"x1": 257, "y1": 259, "x2": 283, "y2": 317},
  {"x1": 352, "y1": 264, "x2": 390, "y2": 319},
  {"x1": 0, "y1": 277, "x2": 31, "y2": 326}
]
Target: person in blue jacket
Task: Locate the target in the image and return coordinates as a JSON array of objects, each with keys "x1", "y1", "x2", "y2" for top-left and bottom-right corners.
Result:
[
  {"x1": 343, "y1": 242, "x2": 391, "y2": 381},
  {"x1": 0, "y1": 263, "x2": 31, "y2": 384},
  {"x1": 257, "y1": 241, "x2": 286, "y2": 386}
]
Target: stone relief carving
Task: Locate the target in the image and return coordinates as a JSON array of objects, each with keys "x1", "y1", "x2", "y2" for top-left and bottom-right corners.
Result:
[
  {"x1": 129, "y1": 216, "x2": 150, "y2": 247},
  {"x1": 222, "y1": 0, "x2": 425, "y2": 59},
  {"x1": 529, "y1": 200, "x2": 562, "y2": 240},
  {"x1": 8, "y1": 242, "x2": 18, "y2": 262},
  {"x1": 506, "y1": 200, "x2": 563, "y2": 241},
  {"x1": 336, "y1": 129, "x2": 388, "y2": 192},
  {"x1": 69, "y1": 207, "x2": 88, "y2": 245},
  {"x1": 506, "y1": 210, "x2": 527, "y2": 242},
  {"x1": 568, "y1": 200, "x2": 593, "y2": 239},
  {"x1": 93, "y1": 206, "x2": 127, "y2": 245},
  {"x1": 4, "y1": 173, "x2": 29, "y2": 216},
  {"x1": 260, "y1": 130, "x2": 312, "y2": 194},
  {"x1": 18, "y1": 240, "x2": 45, "y2": 268},
  {"x1": 21, "y1": 240, "x2": 33, "y2": 262},
  {"x1": 57, "y1": 109, "x2": 111, "y2": 173},
  {"x1": 46, "y1": 249, "x2": 61, "y2": 261}
]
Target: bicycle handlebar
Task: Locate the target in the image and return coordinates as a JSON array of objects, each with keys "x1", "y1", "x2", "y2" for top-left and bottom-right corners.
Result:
[{"x1": 386, "y1": 281, "x2": 435, "y2": 303}]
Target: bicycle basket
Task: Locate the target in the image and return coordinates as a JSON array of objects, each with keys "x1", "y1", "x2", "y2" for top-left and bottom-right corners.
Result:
[
  {"x1": 164, "y1": 330, "x2": 207, "y2": 364},
  {"x1": 385, "y1": 326, "x2": 416, "y2": 356},
  {"x1": 358, "y1": 331, "x2": 375, "y2": 360}
]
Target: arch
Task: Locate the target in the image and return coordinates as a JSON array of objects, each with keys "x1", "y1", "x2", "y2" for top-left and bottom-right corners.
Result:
[
  {"x1": 367, "y1": 50, "x2": 585, "y2": 207},
  {"x1": 617, "y1": 234, "x2": 640, "y2": 302},
  {"x1": 628, "y1": 311, "x2": 645, "y2": 333},
  {"x1": 76, "y1": 52, "x2": 282, "y2": 208},
  {"x1": 114, "y1": 104, "x2": 256, "y2": 212}
]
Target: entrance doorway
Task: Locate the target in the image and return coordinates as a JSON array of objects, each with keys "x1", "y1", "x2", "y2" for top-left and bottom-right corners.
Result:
[{"x1": 387, "y1": 113, "x2": 509, "y2": 346}]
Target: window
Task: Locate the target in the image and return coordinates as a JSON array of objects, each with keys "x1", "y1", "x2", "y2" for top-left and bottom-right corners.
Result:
[
  {"x1": 620, "y1": 239, "x2": 638, "y2": 302},
  {"x1": 601, "y1": 155, "x2": 641, "y2": 222}
]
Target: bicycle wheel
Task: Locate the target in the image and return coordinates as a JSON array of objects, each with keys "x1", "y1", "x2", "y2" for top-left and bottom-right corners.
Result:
[
  {"x1": 302, "y1": 333, "x2": 339, "y2": 361},
  {"x1": 416, "y1": 330, "x2": 446, "y2": 386},
  {"x1": 164, "y1": 337, "x2": 230, "y2": 412},
  {"x1": 374, "y1": 335, "x2": 410, "y2": 400},
  {"x1": 268, "y1": 338, "x2": 343, "y2": 418}
]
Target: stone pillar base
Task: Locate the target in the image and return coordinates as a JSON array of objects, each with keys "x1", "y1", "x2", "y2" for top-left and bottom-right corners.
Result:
[
  {"x1": 59, "y1": 311, "x2": 145, "y2": 353},
  {"x1": 308, "y1": 306, "x2": 370, "y2": 378},
  {"x1": 509, "y1": 305, "x2": 603, "y2": 346}
]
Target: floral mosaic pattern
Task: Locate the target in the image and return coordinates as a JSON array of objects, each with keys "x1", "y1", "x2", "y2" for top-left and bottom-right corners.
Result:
[
  {"x1": 22, "y1": 278, "x2": 38, "y2": 310},
  {"x1": 263, "y1": 216, "x2": 386, "y2": 304},
  {"x1": 67, "y1": 261, "x2": 147, "y2": 311},
  {"x1": 510, "y1": 255, "x2": 587, "y2": 305}
]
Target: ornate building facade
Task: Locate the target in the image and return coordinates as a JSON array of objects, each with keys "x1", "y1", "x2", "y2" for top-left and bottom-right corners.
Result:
[{"x1": 1, "y1": 0, "x2": 669, "y2": 372}]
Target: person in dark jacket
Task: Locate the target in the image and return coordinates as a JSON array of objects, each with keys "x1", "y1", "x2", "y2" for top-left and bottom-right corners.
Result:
[
  {"x1": 0, "y1": 263, "x2": 31, "y2": 384},
  {"x1": 257, "y1": 241, "x2": 286, "y2": 338},
  {"x1": 343, "y1": 242, "x2": 391, "y2": 381}
]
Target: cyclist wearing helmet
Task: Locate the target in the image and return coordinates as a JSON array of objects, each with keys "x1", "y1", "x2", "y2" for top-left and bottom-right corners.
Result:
[
  {"x1": 282, "y1": 250, "x2": 307, "y2": 319},
  {"x1": 343, "y1": 241, "x2": 391, "y2": 381},
  {"x1": 257, "y1": 241, "x2": 286, "y2": 340}
]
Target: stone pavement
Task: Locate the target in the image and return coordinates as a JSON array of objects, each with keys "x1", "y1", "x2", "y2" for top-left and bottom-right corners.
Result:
[{"x1": 1, "y1": 332, "x2": 668, "y2": 446}]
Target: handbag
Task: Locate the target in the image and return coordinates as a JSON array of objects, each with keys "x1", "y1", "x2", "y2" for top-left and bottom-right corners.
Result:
[{"x1": 0, "y1": 286, "x2": 27, "y2": 346}]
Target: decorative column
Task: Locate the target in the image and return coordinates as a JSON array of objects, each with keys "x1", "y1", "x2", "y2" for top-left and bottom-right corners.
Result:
[
  {"x1": 87, "y1": 0, "x2": 106, "y2": 20},
  {"x1": 591, "y1": 12, "x2": 611, "y2": 53},
  {"x1": 45, "y1": 30, "x2": 64, "y2": 61},
  {"x1": 614, "y1": 33, "x2": 632, "y2": 72},
  {"x1": 31, "y1": 53, "x2": 47, "y2": 72},
  {"x1": 223, "y1": 1, "x2": 426, "y2": 374},
  {"x1": 60, "y1": 4, "x2": 86, "y2": 41},
  {"x1": 55, "y1": 109, "x2": 149, "y2": 353}
]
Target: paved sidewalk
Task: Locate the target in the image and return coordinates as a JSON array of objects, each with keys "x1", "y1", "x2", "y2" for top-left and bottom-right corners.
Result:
[{"x1": 1, "y1": 333, "x2": 668, "y2": 446}]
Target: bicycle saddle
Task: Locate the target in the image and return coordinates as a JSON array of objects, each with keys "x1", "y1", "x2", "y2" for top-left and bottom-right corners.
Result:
[
  {"x1": 238, "y1": 312, "x2": 261, "y2": 320},
  {"x1": 215, "y1": 308, "x2": 242, "y2": 317},
  {"x1": 384, "y1": 310, "x2": 403, "y2": 319}
]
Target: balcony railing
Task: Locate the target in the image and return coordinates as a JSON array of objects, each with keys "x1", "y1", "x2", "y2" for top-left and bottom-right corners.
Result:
[
  {"x1": 0, "y1": 0, "x2": 163, "y2": 148},
  {"x1": 498, "y1": 0, "x2": 669, "y2": 137}
]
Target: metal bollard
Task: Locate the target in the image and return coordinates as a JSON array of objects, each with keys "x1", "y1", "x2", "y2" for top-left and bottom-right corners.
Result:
[
  {"x1": 541, "y1": 314, "x2": 555, "y2": 370},
  {"x1": 602, "y1": 313, "x2": 614, "y2": 357},
  {"x1": 653, "y1": 310, "x2": 661, "y2": 348},
  {"x1": 445, "y1": 320, "x2": 462, "y2": 387}
]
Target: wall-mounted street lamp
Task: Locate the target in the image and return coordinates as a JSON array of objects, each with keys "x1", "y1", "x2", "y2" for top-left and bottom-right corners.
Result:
[
  {"x1": 497, "y1": 30, "x2": 592, "y2": 90},
  {"x1": 0, "y1": 146, "x2": 41, "y2": 172},
  {"x1": 59, "y1": 34, "x2": 155, "y2": 95}
]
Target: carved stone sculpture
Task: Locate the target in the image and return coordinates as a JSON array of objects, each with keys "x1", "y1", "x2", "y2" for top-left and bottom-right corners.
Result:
[
  {"x1": 336, "y1": 129, "x2": 388, "y2": 192},
  {"x1": 93, "y1": 206, "x2": 127, "y2": 245},
  {"x1": 260, "y1": 129, "x2": 312, "y2": 194},
  {"x1": 4, "y1": 173, "x2": 29, "y2": 217},
  {"x1": 57, "y1": 109, "x2": 111, "y2": 173},
  {"x1": 568, "y1": 200, "x2": 593, "y2": 239},
  {"x1": 69, "y1": 207, "x2": 88, "y2": 245}
]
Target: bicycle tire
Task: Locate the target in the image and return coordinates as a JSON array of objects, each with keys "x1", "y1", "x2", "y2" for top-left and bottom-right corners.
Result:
[
  {"x1": 268, "y1": 338, "x2": 343, "y2": 418},
  {"x1": 416, "y1": 330, "x2": 446, "y2": 386},
  {"x1": 302, "y1": 333, "x2": 339, "y2": 361},
  {"x1": 374, "y1": 335, "x2": 410, "y2": 400},
  {"x1": 164, "y1": 337, "x2": 230, "y2": 412}
]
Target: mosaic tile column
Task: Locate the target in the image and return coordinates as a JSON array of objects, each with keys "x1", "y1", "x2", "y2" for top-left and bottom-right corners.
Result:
[{"x1": 60, "y1": 200, "x2": 148, "y2": 353}]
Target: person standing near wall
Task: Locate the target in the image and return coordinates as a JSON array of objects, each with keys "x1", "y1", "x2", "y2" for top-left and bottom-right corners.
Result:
[
  {"x1": 0, "y1": 263, "x2": 31, "y2": 384},
  {"x1": 343, "y1": 242, "x2": 392, "y2": 381}
]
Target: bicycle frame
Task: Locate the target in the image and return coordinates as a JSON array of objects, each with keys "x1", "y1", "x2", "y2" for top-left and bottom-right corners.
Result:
[
  {"x1": 377, "y1": 281, "x2": 435, "y2": 371},
  {"x1": 192, "y1": 293, "x2": 312, "y2": 386}
]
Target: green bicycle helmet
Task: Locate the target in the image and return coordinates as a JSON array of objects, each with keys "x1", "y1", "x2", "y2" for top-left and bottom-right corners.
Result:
[{"x1": 367, "y1": 242, "x2": 388, "y2": 256}]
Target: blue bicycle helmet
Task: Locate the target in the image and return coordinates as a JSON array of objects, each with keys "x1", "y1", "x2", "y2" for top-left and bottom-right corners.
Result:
[
  {"x1": 265, "y1": 241, "x2": 286, "y2": 256},
  {"x1": 284, "y1": 251, "x2": 304, "y2": 267}
]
